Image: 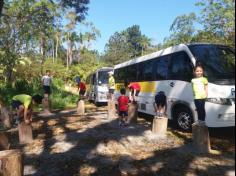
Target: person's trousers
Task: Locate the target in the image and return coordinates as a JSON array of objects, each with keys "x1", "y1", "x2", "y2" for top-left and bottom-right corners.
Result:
[{"x1": 194, "y1": 99, "x2": 206, "y2": 121}]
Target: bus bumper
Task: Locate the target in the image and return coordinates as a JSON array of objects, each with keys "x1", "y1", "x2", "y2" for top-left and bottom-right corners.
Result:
[{"x1": 205, "y1": 102, "x2": 235, "y2": 127}]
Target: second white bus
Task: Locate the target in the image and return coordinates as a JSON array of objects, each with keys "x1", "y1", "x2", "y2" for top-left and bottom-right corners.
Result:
[{"x1": 86, "y1": 67, "x2": 113, "y2": 105}]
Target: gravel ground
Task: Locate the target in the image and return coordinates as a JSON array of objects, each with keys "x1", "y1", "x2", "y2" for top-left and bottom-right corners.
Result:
[{"x1": 7, "y1": 104, "x2": 235, "y2": 176}]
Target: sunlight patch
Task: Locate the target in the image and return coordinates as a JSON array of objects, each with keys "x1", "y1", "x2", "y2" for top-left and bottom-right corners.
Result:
[{"x1": 50, "y1": 141, "x2": 75, "y2": 154}]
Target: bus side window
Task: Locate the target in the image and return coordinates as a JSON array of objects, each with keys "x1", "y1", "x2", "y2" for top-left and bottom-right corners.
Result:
[
  {"x1": 138, "y1": 60, "x2": 155, "y2": 82},
  {"x1": 127, "y1": 65, "x2": 138, "y2": 82},
  {"x1": 169, "y1": 51, "x2": 193, "y2": 82},
  {"x1": 154, "y1": 56, "x2": 169, "y2": 80},
  {"x1": 116, "y1": 67, "x2": 126, "y2": 83}
]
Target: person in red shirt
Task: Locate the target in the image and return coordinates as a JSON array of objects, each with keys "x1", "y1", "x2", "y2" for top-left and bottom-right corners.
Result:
[
  {"x1": 77, "y1": 81, "x2": 86, "y2": 99},
  {"x1": 118, "y1": 88, "x2": 129, "y2": 126},
  {"x1": 128, "y1": 82, "x2": 141, "y2": 103}
]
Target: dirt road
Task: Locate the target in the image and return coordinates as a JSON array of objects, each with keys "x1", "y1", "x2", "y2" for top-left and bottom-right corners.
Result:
[{"x1": 7, "y1": 104, "x2": 235, "y2": 176}]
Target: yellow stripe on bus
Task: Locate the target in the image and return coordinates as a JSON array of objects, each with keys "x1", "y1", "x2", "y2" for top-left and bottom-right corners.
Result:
[
  {"x1": 140, "y1": 82, "x2": 157, "y2": 94},
  {"x1": 115, "y1": 82, "x2": 157, "y2": 94}
]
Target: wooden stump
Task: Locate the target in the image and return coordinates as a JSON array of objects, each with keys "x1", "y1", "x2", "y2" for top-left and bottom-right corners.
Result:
[
  {"x1": 0, "y1": 133, "x2": 10, "y2": 151},
  {"x1": 0, "y1": 107, "x2": 12, "y2": 129},
  {"x1": 192, "y1": 121, "x2": 211, "y2": 154},
  {"x1": 77, "y1": 100, "x2": 85, "y2": 116},
  {"x1": 107, "y1": 100, "x2": 117, "y2": 119},
  {"x1": 18, "y1": 122, "x2": 33, "y2": 144},
  {"x1": 42, "y1": 98, "x2": 51, "y2": 114},
  {"x1": 127, "y1": 103, "x2": 138, "y2": 124},
  {"x1": 152, "y1": 117, "x2": 168, "y2": 136},
  {"x1": 0, "y1": 149, "x2": 23, "y2": 176}
]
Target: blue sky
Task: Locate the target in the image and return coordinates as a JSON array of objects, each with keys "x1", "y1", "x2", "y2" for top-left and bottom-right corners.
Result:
[{"x1": 86, "y1": 0, "x2": 201, "y2": 53}]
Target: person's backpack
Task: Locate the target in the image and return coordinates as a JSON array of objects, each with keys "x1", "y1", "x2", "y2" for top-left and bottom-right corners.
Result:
[{"x1": 155, "y1": 91, "x2": 167, "y2": 107}]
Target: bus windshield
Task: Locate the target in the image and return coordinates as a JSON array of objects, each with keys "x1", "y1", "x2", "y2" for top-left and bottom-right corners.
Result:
[
  {"x1": 189, "y1": 45, "x2": 235, "y2": 84},
  {"x1": 98, "y1": 71, "x2": 109, "y2": 85}
]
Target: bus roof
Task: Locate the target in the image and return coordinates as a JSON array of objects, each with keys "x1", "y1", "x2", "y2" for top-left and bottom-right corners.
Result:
[
  {"x1": 114, "y1": 44, "x2": 190, "y2": 69},
  {"x1": 97, "y1": 67, "x2": 113, "y2": 72}
]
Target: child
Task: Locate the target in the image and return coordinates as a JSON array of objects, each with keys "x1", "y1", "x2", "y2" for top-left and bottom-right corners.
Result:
[
  {"x1": 12, "y1": 94, "x2": 43, "y2": 125},
  {"x1": 77, "y1": 80, "x2": 86, "y2": 100},
  {"x1": 154, "y1": 91, "x2": 167, "y2": 117},
  {"x1": 191, "y1": 64, "x2": 208, "y2": 122},
  {"x1": 118, "y1": 88, "x2": 129, "y2": 126},
  {"x1": 127, "y1": 82, "x2": 141, "y2": 103},
  {"x1": 42, "y1": 70, "x2": 52, "y2": 99}
]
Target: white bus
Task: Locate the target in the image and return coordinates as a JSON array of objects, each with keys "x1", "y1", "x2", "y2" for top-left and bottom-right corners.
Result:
[
  {"x1": 114, "y1": 44, "x2": 235, "y2": 131},
  {"x1": 86, "y1": 67, "x2": 113, "y2": 105}
]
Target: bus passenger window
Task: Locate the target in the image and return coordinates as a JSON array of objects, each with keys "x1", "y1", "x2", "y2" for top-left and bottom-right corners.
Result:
[
  {"x1": 154, "y1": 57, "x2": 169, "y2": 80},
  {"x1": 127, "y1": 65, "x2": 138, "y2": 82},
  {"x1": 169, "y1": 51, "x2": 193, "y2": 82},
  {"x1": 138, "y1": 60, "x2": 155, "y2": 81}
]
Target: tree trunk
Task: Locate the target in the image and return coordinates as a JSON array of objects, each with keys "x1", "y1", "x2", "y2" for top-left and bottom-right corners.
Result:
[
  {"x1": 40, "y1": 34, "x2": 46, "y2": 75},
  {"x1": 52, "y1": 40, "x2": 55, "y2": 63},
  {"x1": 107, "y1": 100, "x2": 117, "y2": 119},
  {"x1": 18, "y1": 122, "x2": 33, "y2": 144},
  {"x1": 0, "y1": 132, "x2": 10, "y2": 151},
  {"x1": 0, "y1": 107, "x2": 11, "y2": 129},
  {"x1": 55, "y1": 35, "x2": 59, "y2": 60},
  {"x1": 192, "y1": 121, "x2": 211, "y2": 154},
  {"x1": 42, "y1": 98, "x2": 51, "y2": 114},
  {"x1": 0, "y1": 149, "x2": 23, "y2": 176},
  {"x1": 127, "y1": 103, "x2": 138, "y2": 124},
  {"x1": 152, "y1": 117, "x2": 168, "y2": 136},
  {"x1": 77, "y1": 100, "x2": 85, "y2": 116}
]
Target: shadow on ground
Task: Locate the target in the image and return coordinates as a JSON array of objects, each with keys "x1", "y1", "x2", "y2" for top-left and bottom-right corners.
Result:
[{"x1": 7, "y1": 104, "x2": 235, "y2": 176}]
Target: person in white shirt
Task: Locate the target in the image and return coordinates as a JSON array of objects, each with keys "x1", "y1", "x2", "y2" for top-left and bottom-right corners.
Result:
[{"x1": 41, "y1": 70, "x2": 52, "y2": 99}]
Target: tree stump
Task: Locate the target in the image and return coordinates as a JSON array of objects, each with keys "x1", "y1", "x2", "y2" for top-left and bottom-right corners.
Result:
[
  {"x1": 77, "y1": 100, "x2": 85, "y2": 116},
  {"x1": 18, "y1": 122, "x2": 33, "y2": 144},
  {"x1": 107, "y1": 100, "x2": 117, "y2": 119},
  {"x1": 152, "y1": 116, "x2": 168, "y2": 136},
  {"x1": 127, "y1": 103, "x2": 138, "y2": 124},
  {"x1": 0, "y1": 133, "x2": 10, "y2": 151},
  {"x1": 42, "y1": 98, "x2": 51, "y2": 115},
  {"x1": 0, "y1": 149, "x2": 23, "y2": 176},
  {"x1": 192, "y1": 121, "x2": 211, "y2": 154},
  {"x1": 0, "y1": 107, "x2": 12, "y2": 129}
]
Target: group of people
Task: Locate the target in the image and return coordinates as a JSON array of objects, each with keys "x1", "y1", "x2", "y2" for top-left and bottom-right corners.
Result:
[
  {"x1": 109, "y1": 62, "x2": 208, "y2": 126},
  {"x1": 11, "y1": 62, "x2": 208, "y2": 128}
]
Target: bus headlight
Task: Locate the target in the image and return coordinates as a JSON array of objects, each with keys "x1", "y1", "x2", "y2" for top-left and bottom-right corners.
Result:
[{"x1": 206, "y1": 98, "x2": 232, "y2": 105}]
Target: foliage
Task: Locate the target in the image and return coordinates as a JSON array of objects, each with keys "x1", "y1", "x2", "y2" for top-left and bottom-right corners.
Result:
[
  {"x1": 103, "y1": 25, "x2": 153, "y2": 65},
  {"x1": 162, "y1": 0, "x2": 235, "y2": 48}
]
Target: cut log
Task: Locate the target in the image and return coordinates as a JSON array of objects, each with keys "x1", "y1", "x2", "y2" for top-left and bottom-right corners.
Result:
[
  {"x1": 42, "y1": 98, "x2": 51, "y2": 114},
  {"x1": 192, "y1": 121, "x2": 211, "y2": 154},
  {"x1": 127, "y1": 103, "x2": 138, "y2": 124},
  {"x1": 107, "y1": 100, "x2": 117, "y2": 119},
  {"x1": 77, "y1": 100, "x2": 85, "y2": 116},
  {"x1": 0, "y1": 149, "x2": 23, "y2": 176},
  {"x1": 0, "y1": 107, "x2": 12, "y2": 129},
  {"x1": 152, "y1": 117, "x2": 168, "y2": 136},
  {"x1": 0, "y1": 133, "x2": 10, "y2": 151},
  {"x1": 18, "y1": 122, "x2": 33, "y2": 144}
]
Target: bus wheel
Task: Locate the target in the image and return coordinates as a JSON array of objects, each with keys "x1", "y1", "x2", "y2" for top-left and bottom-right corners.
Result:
[{"x1": 174, "y1": 107, "x2": 193, "y2": 131}]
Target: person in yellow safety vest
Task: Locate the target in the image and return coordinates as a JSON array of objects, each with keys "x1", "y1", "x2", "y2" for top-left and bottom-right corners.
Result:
[{"x1": 108, "y1": 71, "x2": 115, "y2": 100}]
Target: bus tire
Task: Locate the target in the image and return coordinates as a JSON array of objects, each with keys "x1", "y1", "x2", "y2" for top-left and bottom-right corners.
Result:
[{"x1": 174, "y1": 106, "x2": 193, "y2": 131}]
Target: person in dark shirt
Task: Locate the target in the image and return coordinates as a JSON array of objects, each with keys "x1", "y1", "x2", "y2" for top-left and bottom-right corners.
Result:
[
  {"x1": 154, "y1": 91, "x2": 167, "y2": 117},
  {"x1": 118, "y1": 88, "x2": 129, "y2": 126}
]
